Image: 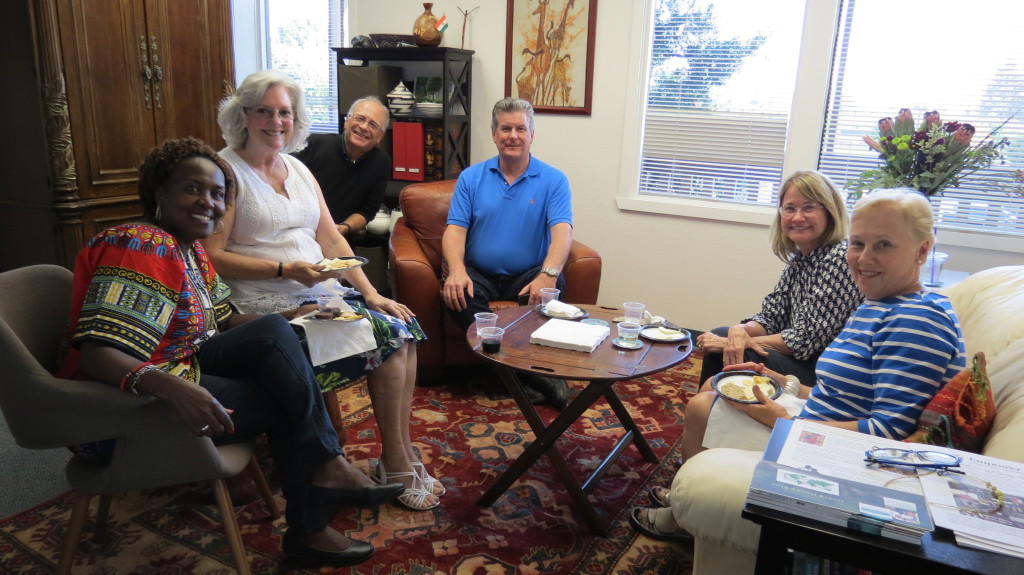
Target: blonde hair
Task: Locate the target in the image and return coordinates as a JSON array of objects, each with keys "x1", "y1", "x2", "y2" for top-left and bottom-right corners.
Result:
[
  {"x1": 768, "y1": 171, "x2": 849, "y2": 262},
  {"x1": 217, "y1": 70, "x2": 312, "y2": 153},
  {"x1": 851, "y1": 188, "x2": 935, "y2": 244}
]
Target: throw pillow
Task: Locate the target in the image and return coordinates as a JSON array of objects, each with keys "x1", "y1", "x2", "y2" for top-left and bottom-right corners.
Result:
[{"x1": 904, "y1": 352, "x2": 995, "y2": 453}]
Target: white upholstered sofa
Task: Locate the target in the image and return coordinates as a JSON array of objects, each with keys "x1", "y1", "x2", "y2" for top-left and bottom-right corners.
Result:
[{"x1": 671, "y1": 265, "x2": 1024, "y2": 575}]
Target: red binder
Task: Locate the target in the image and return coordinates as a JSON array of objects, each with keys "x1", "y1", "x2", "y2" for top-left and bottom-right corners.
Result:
[{"x1": 392, "y1": 122, "x2": 425, "y2": 181}]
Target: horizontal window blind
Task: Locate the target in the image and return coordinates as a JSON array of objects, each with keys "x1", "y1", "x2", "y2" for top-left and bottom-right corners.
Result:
[
  {"x1": 818, "y1": 0, "x2": 1024, "y2": 236},
  {"x1": 639, "y1": 0, "x2": 803, "y2": 206},
  {"x1": 265, "y1": 0, "x2": 345, "y2": 132}
]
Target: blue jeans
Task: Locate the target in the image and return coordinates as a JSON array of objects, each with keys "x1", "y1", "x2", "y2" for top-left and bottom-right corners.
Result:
[
  {"x1": 197, "y1": 314, "x2": 343, "y2": 537},
  {"x1": 447, "y1": 264, "x2": 567, "y2": 329}
]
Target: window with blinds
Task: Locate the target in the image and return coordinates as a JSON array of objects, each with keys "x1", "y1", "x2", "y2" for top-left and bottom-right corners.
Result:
[
  {"x1": 639, "y1": 0, "x2": 804, "y2": 206},
  {"x1": 818, "y1": 0, "x2": 1024, "y2": 236},
  {"x1": 265, "y1": 0, "x2": 346, "y2": 132}
]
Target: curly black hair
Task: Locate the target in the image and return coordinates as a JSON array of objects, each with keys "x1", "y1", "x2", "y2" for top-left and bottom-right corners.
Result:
[{"x1": 137, "y1": 137, "x2": 235, "y2": 218}]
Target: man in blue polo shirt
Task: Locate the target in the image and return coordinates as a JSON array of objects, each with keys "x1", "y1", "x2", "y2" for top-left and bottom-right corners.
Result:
[{"x1": 441, "y1": 97, "x2": 573, "y2": 407}]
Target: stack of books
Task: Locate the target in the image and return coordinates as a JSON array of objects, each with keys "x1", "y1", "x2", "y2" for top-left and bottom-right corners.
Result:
[{"x1": 747, "y1": 458, "x2": 934, "y2": 544}]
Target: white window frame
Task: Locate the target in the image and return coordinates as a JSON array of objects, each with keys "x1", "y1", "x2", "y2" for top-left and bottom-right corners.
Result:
[
  {"x1": 616, "y1": 0, "x2": 1024, "y2": 254},
  {"x1": 231, "y1": 0, "x2": 346, "y2": 133}
]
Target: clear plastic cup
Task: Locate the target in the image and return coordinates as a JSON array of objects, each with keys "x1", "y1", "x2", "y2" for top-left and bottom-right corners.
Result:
[
  {"x1": 474, "y1": 312, "x2": 498, "y2": 336},
  {"x1": 478, "y1": 326, "x2": 505, "y2": 353},
  {"x1": 540, "y1": 287, "x2": 560, "y2": 308},
  {"x1": 623, "y1": 302, "x2": 646, "y2": 324},
  {"x1": 617, "y1": 321, "x2": 642, "y2": 344}
]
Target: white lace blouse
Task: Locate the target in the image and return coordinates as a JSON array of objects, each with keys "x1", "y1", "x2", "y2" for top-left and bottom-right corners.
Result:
[{"x1": 218, "y1": 147, "x2": 337, "y2": 314}]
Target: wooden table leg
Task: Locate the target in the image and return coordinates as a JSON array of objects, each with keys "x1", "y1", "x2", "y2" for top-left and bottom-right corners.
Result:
[
  {"x1": 477, "y1": 366, "x2": 622, "y2": 536},
  {"x1": 602, "y1": 388, "x2": 659, "y2": 463}
]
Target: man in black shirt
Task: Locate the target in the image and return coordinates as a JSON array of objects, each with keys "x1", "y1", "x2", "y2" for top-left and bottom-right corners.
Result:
[{"x1": 293, "y1": 97, "x2": 391, "y2": 237}]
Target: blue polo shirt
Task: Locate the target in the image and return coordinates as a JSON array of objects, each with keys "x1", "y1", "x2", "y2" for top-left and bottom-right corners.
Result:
[{"x1": 447, "y1": 155, "x2": 573, "y2": 276}]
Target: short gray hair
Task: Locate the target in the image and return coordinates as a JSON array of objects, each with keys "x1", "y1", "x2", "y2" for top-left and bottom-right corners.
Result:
[
  {"x1": 347, "y1": 96, "x2": 391, "y2": 131},
  {"x1": 217, "y1": 70, "x2": 312, "y2": 153},
  {"x1": 852, "y1": 188, "x2": 935, "y2": 244},
  {"x1": 491, "y1": 97, "x2": 535, "y2": 132}
]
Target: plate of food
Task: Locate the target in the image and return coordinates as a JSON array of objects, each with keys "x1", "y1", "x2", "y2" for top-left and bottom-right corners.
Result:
[
  {"x1": 709, "y1": 370, "x2": 782, "y2": 404},
  {"x1": 640, "y1": 326, "x2": 691, "y2": 342},
  {"x1": 318, "y1": 256, "x2": 369, "y2": 271},
  {"x1": 537, "y1": 304, "x2": 589, "y2": 320},
  {"x1": 308, "y1": 308, "x2": 366, "y2": 322}
]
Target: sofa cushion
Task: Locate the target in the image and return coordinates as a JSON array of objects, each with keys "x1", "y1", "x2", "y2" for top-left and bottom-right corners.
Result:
[
  {"x1": 945, "y1": 266, "x2": 1024, "y2": 403},
  {"x1": 904, "y1": 351, "x2": 995, "y2": 453}
]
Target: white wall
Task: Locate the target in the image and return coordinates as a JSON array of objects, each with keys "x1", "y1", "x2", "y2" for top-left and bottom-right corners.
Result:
[{"x1": 349, "y1": 1, "x2": 1024, "y2": 331}]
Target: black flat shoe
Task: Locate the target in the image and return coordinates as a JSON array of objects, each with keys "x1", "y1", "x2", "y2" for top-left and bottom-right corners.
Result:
[
  {"x1": 282, "y1": 533, "x2": 374, "y2": 566},
  {"x1": 309, "y1": 482, "x2": 405, "y2": 511},
  {"x1": 521, "y1": 375, "x2": 569, "y2": 409}
]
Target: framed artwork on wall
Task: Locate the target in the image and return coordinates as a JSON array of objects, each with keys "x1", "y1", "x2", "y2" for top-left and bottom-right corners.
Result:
[{"x1": 504, "y1": 0, "x2": 597, "y2": 115}]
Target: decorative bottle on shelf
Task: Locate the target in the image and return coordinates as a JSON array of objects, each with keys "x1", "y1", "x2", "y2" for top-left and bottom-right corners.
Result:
[{"x1": 412, "y1": 2, "x2": 442, "y2": 47}]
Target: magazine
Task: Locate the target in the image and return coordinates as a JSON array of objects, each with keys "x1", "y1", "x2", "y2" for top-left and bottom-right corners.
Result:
[{"x1": 761, "y1": 419, "x2": 1024, "y2": 559}]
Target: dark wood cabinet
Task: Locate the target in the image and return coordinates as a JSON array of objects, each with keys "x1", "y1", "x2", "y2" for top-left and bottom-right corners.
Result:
[{"x1": 1, "y1": 0, "x2": 232, "y2": 270}]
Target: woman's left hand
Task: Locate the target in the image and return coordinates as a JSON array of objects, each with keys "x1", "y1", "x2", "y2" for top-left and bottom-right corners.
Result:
[
  {"x1": 727, "y1": 379, "x2": 791, "y2": 427},
  {"x1": 365, "y1": 294, "x2": 416, "y2": 323}
]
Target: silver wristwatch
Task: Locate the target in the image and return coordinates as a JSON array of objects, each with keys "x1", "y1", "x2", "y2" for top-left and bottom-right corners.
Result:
[{"x1": 540, "y1": 266, "x2": 559, "y2": 277}]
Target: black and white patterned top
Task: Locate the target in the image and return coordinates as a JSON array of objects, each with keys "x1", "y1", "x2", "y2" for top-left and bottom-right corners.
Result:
[{"x1": 744, "y1": 240, "x2": 863, "y2": 361}]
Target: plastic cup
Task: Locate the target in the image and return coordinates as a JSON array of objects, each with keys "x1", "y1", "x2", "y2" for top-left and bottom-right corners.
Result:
[
  {"x1": 921, "y1": 251, "x2": 949, "y2": 287},
  {"x1": 317, "y1": 296, "x2": 334, "y2": 311},
  {"x1": 617, "y1": 321, "x2": 641, "y2": 344},
  {"x1": 623, "y1": 302, "x2": 646, "y2": 323},
  {"x1": 474, "y1": 312, "x2": 498, "y2": 336},
  {"x1": 540, "y1": 287, "x2": 560, "y2": 308},
  {"x1": 478, "y1": 326, "x2": 505, "y2": 353}
]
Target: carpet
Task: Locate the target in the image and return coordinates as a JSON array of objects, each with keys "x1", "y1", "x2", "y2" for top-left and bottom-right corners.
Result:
[{"x1": 0, "y1": 354, "x2": 704, "y2": 575}]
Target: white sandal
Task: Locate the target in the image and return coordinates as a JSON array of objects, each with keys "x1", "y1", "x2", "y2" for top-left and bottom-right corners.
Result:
[
  {"x1": 411, "y1": 461, "x2": 446, "y2": 497},
  {"x1": 371, "y1": 459, "x2": 439, "y2": 511}
]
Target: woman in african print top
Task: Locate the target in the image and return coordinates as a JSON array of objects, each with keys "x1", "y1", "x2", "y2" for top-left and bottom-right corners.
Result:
[{"x1": 55, "y1": 137, "x2": 404, "y2": 567}]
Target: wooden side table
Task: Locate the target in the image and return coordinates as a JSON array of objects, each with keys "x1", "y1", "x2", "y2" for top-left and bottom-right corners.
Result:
[
  {"x1": 743, "y1": 503, "x2": 1024, "y2": 575},
  {"x1": 467, "y1": 304, "x2": 692, "y2": 535}
]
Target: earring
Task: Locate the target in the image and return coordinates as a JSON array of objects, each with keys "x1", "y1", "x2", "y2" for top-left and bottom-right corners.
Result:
[
  {"x1": 155, "y1": 204, "x2": 162, "y2": 221},
  {"x1": 214, "y1": 219, "x2": 226, "y2": 234}
]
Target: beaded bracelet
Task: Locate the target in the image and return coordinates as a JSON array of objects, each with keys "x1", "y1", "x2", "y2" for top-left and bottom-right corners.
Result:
[{"x1": 119, "y1": 363, "x2": 161, "y2": 395}]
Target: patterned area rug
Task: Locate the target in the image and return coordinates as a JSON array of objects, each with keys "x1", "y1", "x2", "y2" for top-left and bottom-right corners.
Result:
[{"x1": 0, "y1": 354, "x2": 704, "y2": 575}]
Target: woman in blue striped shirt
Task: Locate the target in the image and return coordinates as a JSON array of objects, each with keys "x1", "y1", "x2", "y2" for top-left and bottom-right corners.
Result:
[{"x1": 630, "y1": 189, "x2": 966, "y2": 541}]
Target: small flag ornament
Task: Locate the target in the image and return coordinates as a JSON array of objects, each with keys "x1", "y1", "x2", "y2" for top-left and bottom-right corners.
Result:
[{"x1": 434, "y1": 14, "x2": 448, "y2": 33}]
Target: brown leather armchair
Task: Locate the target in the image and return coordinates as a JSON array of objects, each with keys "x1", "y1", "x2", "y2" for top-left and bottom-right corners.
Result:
[{"x1": 389, "y1": 180, "x2": 602, "y2": 384}]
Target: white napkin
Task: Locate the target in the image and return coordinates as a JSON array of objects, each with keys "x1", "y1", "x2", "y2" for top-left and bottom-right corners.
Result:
[
  {"x1": 530, "y1": 318, "x2": 610, "y2": 352},
  {"x1": 701, "y1": 393, "x2": 806, "y2": 451},
  {"x1": 289, "y1": 298, "x2": 377, "y2": 366},
  {"x1": 544, "y1": 299, "x2": 582, "y2": 318}
]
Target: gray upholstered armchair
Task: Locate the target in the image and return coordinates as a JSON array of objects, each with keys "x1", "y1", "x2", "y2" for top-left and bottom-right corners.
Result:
[{"x1": 0, "y1": 265, "x2": 278, "y2": 575}]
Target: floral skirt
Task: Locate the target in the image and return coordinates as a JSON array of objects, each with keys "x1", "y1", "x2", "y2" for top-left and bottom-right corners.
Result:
[{"x1": 292, "y1": 296, "x2": 427, "y2": 392}]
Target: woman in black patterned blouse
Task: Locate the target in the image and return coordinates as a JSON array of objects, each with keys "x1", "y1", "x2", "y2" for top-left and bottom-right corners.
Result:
[{"x1": 695, "y1": 171, "x2": 863, "y2": 388}]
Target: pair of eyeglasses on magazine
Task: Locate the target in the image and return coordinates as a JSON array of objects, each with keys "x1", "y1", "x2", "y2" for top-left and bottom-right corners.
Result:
[
  {"x1": 865, "y1": 448, "x2": 1005, "y2": 515},
  {"x1": 863, "y1": 447, "x2": 964, "y2": 475}
]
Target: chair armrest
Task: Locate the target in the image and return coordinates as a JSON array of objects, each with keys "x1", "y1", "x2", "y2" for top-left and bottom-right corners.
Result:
[
  {"x1": 562, "y1": 240, "x2": 602, "y2": 305},
  {"x1": 389, "y1": 219, "x2": 443, "y2": 314}
]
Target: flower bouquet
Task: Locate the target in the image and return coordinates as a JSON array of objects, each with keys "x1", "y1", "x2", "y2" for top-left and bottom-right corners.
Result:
[{"x1": 845, "y1": 108, "x2": 1012, "y2": 199}]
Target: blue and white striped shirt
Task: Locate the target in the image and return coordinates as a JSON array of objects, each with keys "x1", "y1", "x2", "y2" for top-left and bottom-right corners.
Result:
[{"x1": 801, "y1": 291, "x2": 965, "y2": 439}]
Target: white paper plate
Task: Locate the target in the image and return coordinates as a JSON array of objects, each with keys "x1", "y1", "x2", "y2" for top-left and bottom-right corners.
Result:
[{"x1": 640, "y1": 327, "x2": 691, "y2": 342}]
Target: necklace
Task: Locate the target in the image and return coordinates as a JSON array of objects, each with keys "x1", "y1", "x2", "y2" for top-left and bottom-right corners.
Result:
[{"x1": 182, "y1": 247, "x2": 218, "y2": 340}]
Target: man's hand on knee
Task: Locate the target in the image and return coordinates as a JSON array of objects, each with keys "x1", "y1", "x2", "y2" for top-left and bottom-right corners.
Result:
[{"x1": 442, "y1": 273, "x2": 473, "y2": 311}]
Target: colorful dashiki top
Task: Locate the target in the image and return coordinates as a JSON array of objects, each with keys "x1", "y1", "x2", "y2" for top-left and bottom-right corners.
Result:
[{"x1": 56, "y1": 224, "x2": 232, "y2": 383}]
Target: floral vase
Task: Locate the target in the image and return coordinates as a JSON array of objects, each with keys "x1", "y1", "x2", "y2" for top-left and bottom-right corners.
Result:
[{"x1": 412, "y1": 3, "x2": 442, "y2": 47}]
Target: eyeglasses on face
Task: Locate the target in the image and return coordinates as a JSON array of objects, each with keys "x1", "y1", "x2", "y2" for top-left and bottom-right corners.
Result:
[
  {"x1": 347, "y1": 114, "x2": 383, "y2": 134},
  {"x1": 778, "y1": 203, "x2": 824, "y2": 217},
  {"x1": 246, "y1": 106, "x2": 294, "y2": 121},
  {"x1": 864, "y1": 447, "x2": 963, "y2": 474}
]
